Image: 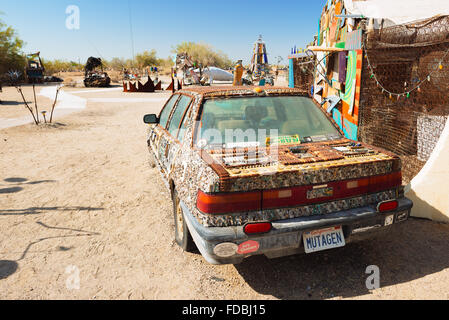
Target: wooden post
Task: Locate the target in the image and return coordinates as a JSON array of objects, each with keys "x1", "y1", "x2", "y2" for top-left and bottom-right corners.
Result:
[
  {"x1": 33, "y1": 85, "x2": 39, "y2": 123},
  {"x1": 49, "y1": 86, "x2": 61, "y2": 123}
]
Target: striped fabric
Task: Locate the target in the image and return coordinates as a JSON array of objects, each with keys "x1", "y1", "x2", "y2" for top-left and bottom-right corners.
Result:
[{"x1": 345, "y1": 29, "x2": 362, "y2": 50}]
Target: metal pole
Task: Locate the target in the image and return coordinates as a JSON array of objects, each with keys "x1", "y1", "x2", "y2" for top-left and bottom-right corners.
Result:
[{"x1": 128, "y1": 0, "x2": 135, "y2": 68}]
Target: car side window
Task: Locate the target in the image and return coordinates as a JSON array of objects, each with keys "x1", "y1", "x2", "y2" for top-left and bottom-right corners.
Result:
[
  {"x1": 178, "y1": 102, "x2": 193, "y2": 143},
  {"x1": 168, "y1": 95, "x2": 193, "y2": 139},
  {"x1": 159, "y1": 94, "x2": 180, "y2": 129}
]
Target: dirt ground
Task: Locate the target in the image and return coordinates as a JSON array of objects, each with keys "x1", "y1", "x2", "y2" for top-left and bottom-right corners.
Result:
[{"x1": 1, "y1": 82, "x2": 449, "y2": 300}]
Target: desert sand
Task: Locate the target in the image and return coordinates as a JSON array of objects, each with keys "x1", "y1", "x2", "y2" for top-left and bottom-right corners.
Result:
[{"x1": 1, "y1": 78, "x2": 449, "y2": 300}]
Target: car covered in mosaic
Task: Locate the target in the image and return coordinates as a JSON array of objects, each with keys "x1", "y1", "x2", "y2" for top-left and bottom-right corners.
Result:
[{"x1": 143, "y1": 86, "x2": 413, "y2": 265}]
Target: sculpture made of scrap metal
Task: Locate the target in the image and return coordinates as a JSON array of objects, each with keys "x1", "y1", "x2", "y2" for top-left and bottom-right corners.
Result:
[
  {"x1": 176, "y1": 53, "x2": 203, "y2": 86},
  {"x1": 175, "y1": 53, "x2": 233, "y2": 86},
  {"x1": 84, "y1": 57, "x2": 111, "y2": 87},
  {"x1": 24, "y1": 52, "x2": 45, "y2": 84}
]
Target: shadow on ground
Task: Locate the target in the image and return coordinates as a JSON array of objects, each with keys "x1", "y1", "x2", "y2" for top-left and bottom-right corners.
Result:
[
  {"x1": 0, "y1": 206, "x2": 103, "y2": 216},
  {"x1": 0, "y1": 101, "x2": 30, "y2": 106},
  {"x1": 3, "y1": 177, "x2": 56, "y2": 185},
  {"x1": 4, "y1": 178, "x2": 28, "y2": 183},
  {"x1": 234, "y1": 218, "x2": 449, "y2": 299},
  {"x1": 0, "y1": 187, "x2": 23, "y2": 194},
  {"x1": 0, "y1": 221, "x2": 101, "y2": 280},
  {"x1": 0, "y1": 261, "x2": 18, "y2": 280},
  {"x1": 0, "y1": 178, "x2": 56, "y2": 195}
]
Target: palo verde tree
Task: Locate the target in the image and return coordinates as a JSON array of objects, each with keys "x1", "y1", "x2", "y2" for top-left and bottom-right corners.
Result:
[
  {"x1": 135, "y1": 50, "x2": 159, "y2": 69},
  {"x1": 171, "y1": 42, "x2": 233, "y2": 69},
  {"x1": 0, "y1": 17, "x2": 25, "y2": 77}
]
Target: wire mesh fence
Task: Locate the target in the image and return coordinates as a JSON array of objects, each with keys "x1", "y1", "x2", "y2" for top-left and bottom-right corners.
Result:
[
  {"x1": 358, "y1": 16, "x2": 449, "y2": 184},
  {"x1": 289, "y1": 16, "x2": 449, "y2": 185},
  {"x1": 292, "y1": 57, "x2": 315, "y2": 94}
]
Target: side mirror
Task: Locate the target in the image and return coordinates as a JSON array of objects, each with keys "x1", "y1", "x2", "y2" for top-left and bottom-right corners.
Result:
[{"x1": 143, "y1": 114, "x2": 159, "y2": 124}]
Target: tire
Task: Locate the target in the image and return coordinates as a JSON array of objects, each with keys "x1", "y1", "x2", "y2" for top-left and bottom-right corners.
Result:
[
  {"x1": 172, "y1": 189, "x2": 197, "y2": 252},
  {"x1": 147, "y1": 151, "x2": 157, "y2": 168}
]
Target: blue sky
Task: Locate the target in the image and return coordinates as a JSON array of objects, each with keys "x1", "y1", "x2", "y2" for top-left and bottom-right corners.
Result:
[{"x1": 1, "y1": 0, "x2": 325, "y2": 64}]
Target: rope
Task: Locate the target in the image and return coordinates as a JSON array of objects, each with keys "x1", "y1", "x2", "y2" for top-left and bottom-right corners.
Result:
[{"x1": 364, "y1": 41, "x2": 449, "y2": 99}]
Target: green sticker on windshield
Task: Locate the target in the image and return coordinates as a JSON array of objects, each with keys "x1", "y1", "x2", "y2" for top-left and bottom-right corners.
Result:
[{"x1": 266, "y1": 135, "x2": 300, "y2": 145}]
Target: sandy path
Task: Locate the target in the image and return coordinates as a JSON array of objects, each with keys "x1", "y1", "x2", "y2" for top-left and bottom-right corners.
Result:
[{"x1": 1, "y1": 88, "x2": 449, "y2": 300}]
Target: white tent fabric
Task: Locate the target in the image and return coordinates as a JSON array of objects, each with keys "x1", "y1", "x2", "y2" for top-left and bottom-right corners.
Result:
[
  {"x1": 344, "y1": 0, "x2": 449, "y2": 25},
  {"x1": 204, "y1": 67, "x2": 234, "y2": 82},
  {"x1": 193, "y1": 67, "x2": 234, "y2": 84}
]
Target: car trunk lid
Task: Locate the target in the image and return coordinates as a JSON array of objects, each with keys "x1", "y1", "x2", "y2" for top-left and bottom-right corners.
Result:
[{"x1": 197, "y1": 139, "x2": 402, "y2": 214}]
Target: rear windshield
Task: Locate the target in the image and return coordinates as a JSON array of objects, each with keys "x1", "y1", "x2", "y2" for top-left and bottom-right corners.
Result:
[{"x1": 196, "y1": 95, "x2": 341, "y2": 148}]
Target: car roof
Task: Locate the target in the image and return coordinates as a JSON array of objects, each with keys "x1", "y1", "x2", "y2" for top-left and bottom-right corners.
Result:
[{"x1": 178, "y1": 86, "x2": 308, "y2": 98}]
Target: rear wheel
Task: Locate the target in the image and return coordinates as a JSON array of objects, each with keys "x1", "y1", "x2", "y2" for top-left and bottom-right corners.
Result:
[
  {"x1": 173, "y1": 189, "x2": 196, "y2": 252},
  {"x1": 147, "y1": 151, "x2": 157, "y2": 168}
]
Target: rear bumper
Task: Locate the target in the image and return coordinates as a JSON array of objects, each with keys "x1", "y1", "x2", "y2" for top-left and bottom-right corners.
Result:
[{"x1": 182, "y1": 197, "x2": 413, "y2": 265}]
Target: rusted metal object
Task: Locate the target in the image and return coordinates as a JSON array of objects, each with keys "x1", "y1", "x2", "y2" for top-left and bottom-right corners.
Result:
[
  {"x1": 165, "y1": 78, "x2": 182, "y2": 92},
  {"x1": 84, "y1": 57, "x2": 111, "y2": 87},
  {"x1": 165, "y1": 79, "x2": 174, "y2": 92},
  {"x1": 85, "y1": 73, "x2": 111, "y2": 87},
  {"x1": 123, "y1": 76, "x2": 159, "y2": 92}
]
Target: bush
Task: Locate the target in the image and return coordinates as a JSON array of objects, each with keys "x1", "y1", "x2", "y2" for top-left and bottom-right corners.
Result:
[
  {"x1": 43, "y1": 59, "x2": 83, "y2": 75},
  {"x1": 0, "y1": 19, "x2": 25, "y2": 76},
  {"x1": 172, "y1": 42, "x2": 233, "y2": 69}
]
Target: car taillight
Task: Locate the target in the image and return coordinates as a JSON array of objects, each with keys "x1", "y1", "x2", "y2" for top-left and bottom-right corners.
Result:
[
  {"x1": 378, "y1": 200, "x2": 399, "y2": 212},
  {"x1": 244, "y1": 222, "x2": 272, "y2": 235},
  {"x1": 346, "y1": 171, "x2": 402, "y2": 193},
  {"x1": 196, "y1": 190, "x2": 261, "y2": 214},
  {"x1": 262, "y1": 171, "x2": 402, "y2": 209},
  {"x1": 196, "y1": 172, "x2": 403, "y2": 214}
]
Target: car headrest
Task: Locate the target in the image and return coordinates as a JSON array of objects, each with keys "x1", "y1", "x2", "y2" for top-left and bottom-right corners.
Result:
[{"x1": 245, "y1": 105, "x2": 268, "y2": 123}]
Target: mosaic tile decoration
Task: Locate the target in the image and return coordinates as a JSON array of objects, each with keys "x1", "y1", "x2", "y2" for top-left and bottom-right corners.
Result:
[{"x1": 147, "y1": 87, "x2": 402, "y2": 228}]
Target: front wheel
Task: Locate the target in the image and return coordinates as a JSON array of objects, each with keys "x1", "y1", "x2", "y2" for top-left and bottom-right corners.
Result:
[{"x1": 173, "y1": 189, "x2": 196, "y2": 252}]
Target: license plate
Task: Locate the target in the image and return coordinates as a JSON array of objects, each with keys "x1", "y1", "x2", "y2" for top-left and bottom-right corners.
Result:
[
  {"x1": 307, "y1": 186, "x2": 334, "y2": 200},
  {"x1": 303, "y1": 226, "x2": 346, "y2": 254}
]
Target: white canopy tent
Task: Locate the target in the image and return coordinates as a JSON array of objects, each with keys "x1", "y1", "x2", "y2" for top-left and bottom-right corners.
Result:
[{"x1": 344, "y1": 0, "x2": 449, "y2": 25}]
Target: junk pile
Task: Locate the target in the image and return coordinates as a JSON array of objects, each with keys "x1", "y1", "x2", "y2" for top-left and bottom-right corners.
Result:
[
  {"x1": 176, "y1": 53, "x2": 205, "y2": 86},
  {"x1": 122, "y1": 67, "x2": 165, "y2": 93},
  {"x1": 176, "y1": 53, "x2": 194, "y2": 85},
  {"x1": 24, "y1": 52, "x2": 45, "y2": 84},
  {"x1": 174, "y1": 53, "x2": 233, "y2": 87},
  {"x1": 23, "y1": 52, "x2": 67, "y2": 84},
  {"x1": 44, "y1": 75, "x2": 63, "y2": 83},
  {"x1": 84, "y1": 57, "x2": 111, "y2": 87}
]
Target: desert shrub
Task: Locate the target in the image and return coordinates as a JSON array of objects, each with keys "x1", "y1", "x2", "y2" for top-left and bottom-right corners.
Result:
[
  {"x1": 0, "y1": 18, "x2": 25, "y2": 76},
  {"x1": 172, "y1": 42, "x2": 233, "y2": 69}
]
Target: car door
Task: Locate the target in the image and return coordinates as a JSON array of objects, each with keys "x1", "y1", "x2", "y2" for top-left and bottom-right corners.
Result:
[
  {"x1": 159, "y1": 95, "x2": 193, "y2": 174},
  {"x1": 149, "y1": 94, "x2": 180, "y2": 166}
]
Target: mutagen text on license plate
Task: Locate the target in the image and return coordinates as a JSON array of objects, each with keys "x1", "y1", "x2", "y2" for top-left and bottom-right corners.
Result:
[{"x1": 303, "y1": 226, "x2": 346, "y2": 254}]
